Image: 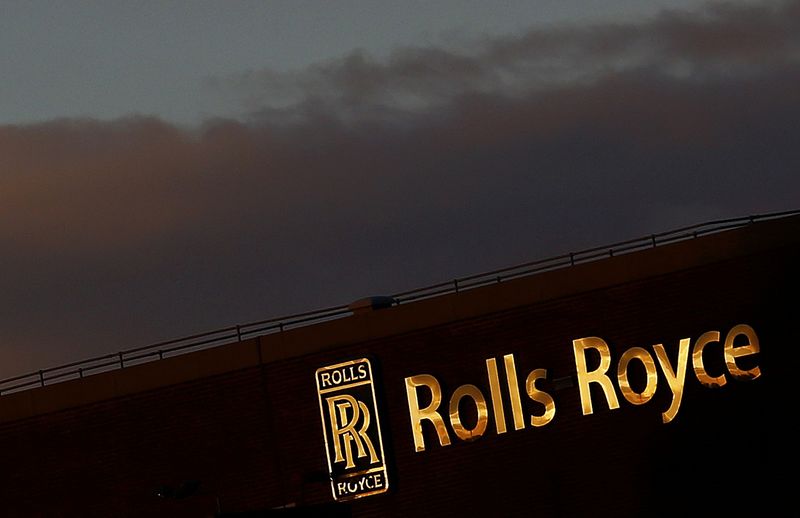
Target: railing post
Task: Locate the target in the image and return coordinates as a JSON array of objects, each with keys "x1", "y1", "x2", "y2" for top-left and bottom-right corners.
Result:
[
  {"x1": 158, "y1": 350, "x2": 164, "y2": 360},
  {"x1": 570, "y1": 252, "x2": 575, "y2": 266},
  {"x1": 78, "y1": 368, "x2": 83, "y2": 379},
  {"x1": 119, "y1": 352, "x2": 125, "y2": 368},
  {"x1": 651, "y1": 235, "x2": 657, "y2": 247},
  {"x1": 39, "y1": 370, "x2": 45, "y2": 387},
  {"x1": 236, "y1": 325, "x2": 242, "y2": 342},
  {"x1": 454, "y1": 279, "x2": 459, "y2": 293}
]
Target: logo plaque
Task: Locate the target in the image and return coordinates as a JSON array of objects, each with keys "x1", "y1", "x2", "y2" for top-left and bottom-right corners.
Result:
[{"x1": 316, "y1": 358, "x2": 389, "y2": 501}]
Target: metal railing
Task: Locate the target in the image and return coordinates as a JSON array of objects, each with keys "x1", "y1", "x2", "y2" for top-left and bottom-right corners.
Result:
[{"x1": 1, "y1": 208, "x2": 798, "y2": 396}]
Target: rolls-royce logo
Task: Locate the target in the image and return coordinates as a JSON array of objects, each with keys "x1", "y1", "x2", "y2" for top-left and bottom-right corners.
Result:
[{"x1": 316, "y1": 358, "x2": 389, "y2": 501}]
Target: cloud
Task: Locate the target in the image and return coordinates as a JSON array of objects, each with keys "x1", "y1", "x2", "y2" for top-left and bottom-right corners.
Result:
[
  {"x1": 1, "y1": 1, "x2": 799, "y2": 377},
  {"x1": 216, "y1": 0, "x2": 800, "y2": 118}
]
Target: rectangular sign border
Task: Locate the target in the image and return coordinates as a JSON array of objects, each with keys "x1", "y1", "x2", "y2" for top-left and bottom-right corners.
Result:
[{"x1": 315, "y1": 357, "x2": 390, "y2": 501}]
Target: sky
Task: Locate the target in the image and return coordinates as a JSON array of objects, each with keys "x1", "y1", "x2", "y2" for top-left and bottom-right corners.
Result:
[
  {"x1": 1, "y1": 0, "x2": 798, "y2": 379},
  {"x1": 2, "y1": 0, "x2": 716, "y2": 125}
]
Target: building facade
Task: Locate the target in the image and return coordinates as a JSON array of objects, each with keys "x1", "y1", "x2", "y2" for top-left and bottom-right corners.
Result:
[{"x1": 1, "y1": 214, "x2": 797, "y2": 516}]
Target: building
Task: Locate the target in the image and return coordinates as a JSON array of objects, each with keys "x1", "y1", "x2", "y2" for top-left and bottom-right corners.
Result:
[{"x1": 1, "y1": 212, "x2": 797, "y2": 516}]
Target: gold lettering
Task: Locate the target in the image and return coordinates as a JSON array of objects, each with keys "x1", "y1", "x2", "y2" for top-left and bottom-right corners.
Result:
[
  {"x1": 692, "y1": 331, "x2": 726, "y2": 388},
  {"x1": 486, "y1": 358, "x2": 507, "y2": 434},
  {"x1": 617, "y1": 347, "x2": 658, "y2": 405},
  {"x1": 503, "y1": 354, "x2": 526, "y2": 431},
  {"x1": 405, "y1": 374, "x2": 451, "y2": 452},
  {"x1": 448, "y1": 384, "x2": 489, "y2": 441},
  {"x1": 326, "y1": 395, "x2": 378, "y2": 468},
  {"x1": 653, "y1": 338, "x2": 690, "y2": 424},
  {"x1": 572, "y1": 337, "x2": 620, "y2": 415},
  {"x1": 724, "y1": 324, "x2": 761, "y2": 380},
  {"x1": 525, "y1": 368, "x2": 555, "y2": 427}
]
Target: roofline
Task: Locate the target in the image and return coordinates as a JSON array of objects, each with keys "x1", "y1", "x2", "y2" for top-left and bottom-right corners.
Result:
[{"x1": 1, "y1": 209, "x2": 799, "y2": 399}]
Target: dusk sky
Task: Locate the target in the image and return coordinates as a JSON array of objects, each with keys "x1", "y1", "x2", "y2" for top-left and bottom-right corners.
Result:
[{"x1": 1, "y1": 0, "x2": 798, "y2": 379}]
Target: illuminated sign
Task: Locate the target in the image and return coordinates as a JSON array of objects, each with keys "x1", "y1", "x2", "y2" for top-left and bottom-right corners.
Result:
[
  {"x1": 315, "y1": 324, "x2": 762, "y2": 501},
  {"x1": 405, "y1": 323, "x2": 761, "y2": 451},
  {"x1": 316, "y1": 358, "x2": 389, "y2": 501},
  {"x1": 405, "y1": 354, "x2": 555, "y2": 451}
]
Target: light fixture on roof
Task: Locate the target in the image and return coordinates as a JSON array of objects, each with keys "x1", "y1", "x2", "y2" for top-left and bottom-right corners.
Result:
[{"x1": 348, "y1": 296, "x2": 397, "y2": 314}]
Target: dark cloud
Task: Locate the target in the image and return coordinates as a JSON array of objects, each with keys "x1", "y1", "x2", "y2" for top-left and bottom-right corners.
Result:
[
  {"x1": 219, "y1": 0, "x2": 800, "y2": 117},
  {"x1": 1, "y1": 1, "x2": 799, "y2": 377}
]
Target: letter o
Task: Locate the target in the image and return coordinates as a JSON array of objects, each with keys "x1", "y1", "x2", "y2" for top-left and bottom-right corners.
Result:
[
  {"x1": 617, "y1": 347, "x2": 658, "y2": 405},
  {"x1": 448, "y1": 384, "x2": 488, "y2": 441}
]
